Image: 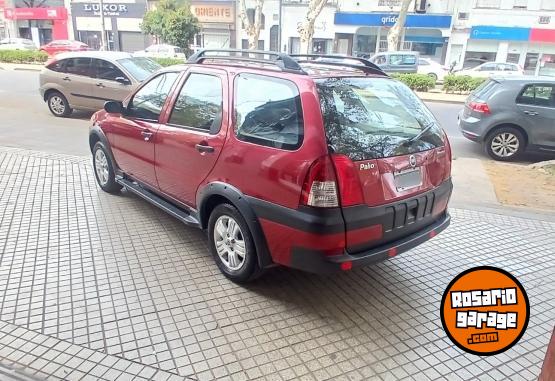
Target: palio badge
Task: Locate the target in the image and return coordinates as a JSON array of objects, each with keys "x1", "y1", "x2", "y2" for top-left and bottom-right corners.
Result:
[{"x1": 440, "y1": 266, "x2": 529, "y2": 356}]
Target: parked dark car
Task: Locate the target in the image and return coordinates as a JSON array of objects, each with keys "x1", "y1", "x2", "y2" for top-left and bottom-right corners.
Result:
[
  {"x1": 458, "y1": 76, "x2": 555, "y2": 161},
  {"x1": 89, "y1": 50, "x2": 452, "y2": 282}
]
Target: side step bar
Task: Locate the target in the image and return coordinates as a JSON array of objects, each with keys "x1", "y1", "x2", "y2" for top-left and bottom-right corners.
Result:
[{"x1": 117, "y1": 177, "x2": 201, "y2": 228}]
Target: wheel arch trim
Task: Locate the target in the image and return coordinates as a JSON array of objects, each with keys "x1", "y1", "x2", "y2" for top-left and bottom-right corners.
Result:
[
  {"x1": 197, "y1": 182, "x2": 273, "y2": 269},
  {"x1": 89, "y1": 125, "x2": 120, "y2": 174}
]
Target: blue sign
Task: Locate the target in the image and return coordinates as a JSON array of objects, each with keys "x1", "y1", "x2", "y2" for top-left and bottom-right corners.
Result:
[
  {"x1": 334, "y1": 12, "x2": 452, "y2": 29},
  {"x1": 470, "y1": 26, "x2": 530, "y2": 41}
]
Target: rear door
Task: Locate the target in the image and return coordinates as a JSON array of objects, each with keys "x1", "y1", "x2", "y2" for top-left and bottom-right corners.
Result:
[
  {"x1": 317, "y1": 77, "x2": 450, "y2": 252},
  {"x1": 515, "y1": 83, "x2": 555, "y2": 148},
  {"x1": 155, "y1": 69, "x2": 227, "y2": 206},
  {"x1": 60, "y1": 57, "x2": 97, "y2": 109}
]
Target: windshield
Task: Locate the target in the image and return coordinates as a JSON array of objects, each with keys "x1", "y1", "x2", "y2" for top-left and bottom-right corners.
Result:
[
  {"x1": 116, "y1": 57, "x2": 162, "y2": 82},
  {"x1": 316, "y1": 77, "x2": 444, "y2": 161}
]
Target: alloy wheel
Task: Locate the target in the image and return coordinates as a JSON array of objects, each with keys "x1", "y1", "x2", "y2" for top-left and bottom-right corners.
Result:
[
  {"x1": 491, "y1": 132, "x2": 519, "y2": 158},
  {"x1": 213, "y1": 215, "x2": 246, "y2": 271},
  {"x1": 94, "y1": 149, "x2": 109, "y2": 186},
  {"x1": 49, "y1": 95, "x2": 65, "y2": 115}
]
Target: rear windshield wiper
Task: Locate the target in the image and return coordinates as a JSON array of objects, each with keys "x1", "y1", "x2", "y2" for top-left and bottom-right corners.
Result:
[{"x1": 402, "y1": 122, "x2": 434, "y2": 146}]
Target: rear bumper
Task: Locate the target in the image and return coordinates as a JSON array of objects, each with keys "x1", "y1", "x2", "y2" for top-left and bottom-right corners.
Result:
[
  {"x1": 458, "y1": 109, "x2": 486, "y2": 142},
  {"x1": 290, "y1": 211, "x2": 450, "y2": 275}
]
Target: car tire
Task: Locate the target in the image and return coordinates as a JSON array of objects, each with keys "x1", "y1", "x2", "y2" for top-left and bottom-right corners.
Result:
[
  {"x1": 485, "y1": 126, "x2": 525, "y2": 161},
  {"x1": 92, "y1": 142, "x2": 122, "y2": 194},
  {"x1": 427, "y1": 72, "x2": 438, "y2": 82},
  {"x1": 47, "y1": 91, "x2": 72, "y2": 117},
  {"x1": 208, "y1": 203, "x2": 260, "y2": 283}
]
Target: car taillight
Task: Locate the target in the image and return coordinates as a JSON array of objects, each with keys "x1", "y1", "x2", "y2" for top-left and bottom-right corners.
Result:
[
  {"x1": 468, "y1": 100, "x2": 491, "y2": 114},
  {"x1": 330, "y1": 154, "x2": 364, "y2": 207},
  {"x1": 301, "y1": 156, "x2": 339, "y2": 207}
]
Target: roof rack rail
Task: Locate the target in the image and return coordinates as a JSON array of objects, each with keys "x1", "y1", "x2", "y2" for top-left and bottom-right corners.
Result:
[
  {"x1": 289, "y1": 54, "x2": 387, "y2": 76},
  {"x1": 187, "y1": 49, "x2": 306, "y2": 74}
]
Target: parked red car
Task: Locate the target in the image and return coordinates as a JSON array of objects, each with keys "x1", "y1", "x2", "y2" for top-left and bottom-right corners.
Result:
[
  {"x1": 89, "y1": 50, "x2": 452, "y2": 282},
  {"x1": 40, "y1": 40, "x2": 89, "y2": 56}
]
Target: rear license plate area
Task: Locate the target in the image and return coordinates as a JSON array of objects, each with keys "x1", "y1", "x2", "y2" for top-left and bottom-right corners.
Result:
[{"x1": 394, "y1": 167, "x2": 422, "y2": 191}]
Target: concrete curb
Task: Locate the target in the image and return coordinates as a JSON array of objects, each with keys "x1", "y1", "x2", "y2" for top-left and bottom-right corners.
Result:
[
  {"x1": 416, "y1": 91, "x2": 468, "y2": 104},
  {"x1": 0, "y1": 63, "x2": 43, "y2": 72}
]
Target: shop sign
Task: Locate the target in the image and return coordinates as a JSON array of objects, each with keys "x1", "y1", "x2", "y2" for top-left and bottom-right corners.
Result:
[
  {"x1": 83, "y1": 3, "x2": 129, "y2": 16},
  {"x1": 3, "y1": 7, "x2": 67, "y2": 20},
  {"x1": 191, "y1": 4, "x2": 234, "y2": 23},
  {"x1": 470, "y1": 26, "x2": 530, "y2": 41},
  {"x1": 530, "y1": 28, "x2": 555, "y2": 43},
  {"x1": 334, "y1": 12, "x2": 452, "y2": 28}
]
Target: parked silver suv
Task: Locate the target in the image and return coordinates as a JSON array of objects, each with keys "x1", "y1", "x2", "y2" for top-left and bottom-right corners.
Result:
[
  {"x1": 458, "y1": 76, "x2": 555, "y2": 161},
  {"x1": 39, "y1": 51, "x2": 161, "y2": 117}
]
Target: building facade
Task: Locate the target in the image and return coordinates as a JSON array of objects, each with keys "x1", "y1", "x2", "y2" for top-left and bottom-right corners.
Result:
[
  {"x1": 71, "y1": 0, "x2": 149, "y2": 52},
  {"x1": 191, "y1": 0, "x2": 236, "y2": 49}
]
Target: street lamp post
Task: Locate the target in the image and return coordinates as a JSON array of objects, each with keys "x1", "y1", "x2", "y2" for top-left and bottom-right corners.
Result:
[
  {"x1": 99, "y1": 0, "x2": 107, "y2": 50},
  {"x1": 278, "y1": 0, "x2": 282, "y2": 52}
]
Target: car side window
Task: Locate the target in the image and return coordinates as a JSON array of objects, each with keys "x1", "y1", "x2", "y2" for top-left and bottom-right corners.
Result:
[
  {"x1": 168, "y1": 73, "x2": 223, "y2": 133},
  {"x1": 517, "y1": 85, "x2": 555, "y2": 107},
  {"x1": 47, "y1": 58, "x2": 67, "y2": 73},
  {"x1": 94, "y1": 59, "x2": 128, "y2": 81},
  {"x1": 480, "y1": 63, "x2": 496, "y2": 71},
  {"x1": 128, "y1": 72, "x2": 179, "y2": 120},
  {"x1": 418, "y1": 59, "x2": 429, "y2": 66},
  {"x1": 234, "y1": 73, "x2": 304, "y2": 150},
  {"x1": 65, "y1": 57, "x2": 93, "y2": 77}
]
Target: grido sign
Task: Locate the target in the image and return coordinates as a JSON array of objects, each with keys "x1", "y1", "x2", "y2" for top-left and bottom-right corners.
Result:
[{"x1": 83, "y1": 3, "x2": 128, "y2": 16}]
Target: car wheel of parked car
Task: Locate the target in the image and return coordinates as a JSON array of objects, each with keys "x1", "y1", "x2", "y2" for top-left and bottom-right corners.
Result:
[
  {"x1": 427, "y1": 73, "x2": 438, "y2": 82},
  {"x1": 485, "y1": 127, "x2": 525, "y2": 161},
  {"x1": 208, "y1": 204, "x2": 259, "y2": 282},
  {"x1": 47, "y1": 91, "x2": 72, "y2": 117},
  {"x1": 92, "y1": 142, "x2": 122, "y2": 193}
]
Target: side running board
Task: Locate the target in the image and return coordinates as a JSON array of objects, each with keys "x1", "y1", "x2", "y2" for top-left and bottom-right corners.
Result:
[{"x1": 116, "y1": 177, "x2": 201, "y2": 228}]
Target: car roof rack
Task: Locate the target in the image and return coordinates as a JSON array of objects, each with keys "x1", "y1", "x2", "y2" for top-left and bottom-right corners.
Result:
[
  {"x1": 290, "y1": 54, "x2": 387, "y2": 76},
  {"x1": 187, "y1": 49, "x2": 306, "y2": 74}
]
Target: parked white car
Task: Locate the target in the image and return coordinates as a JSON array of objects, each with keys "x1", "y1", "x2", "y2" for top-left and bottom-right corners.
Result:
[
  {"x1": 455, "y1": 62, "x2": 524, "y2": 78},
  {"x1": 134, "y1": 44, "x2": 186, "y2": 59},
  {"x1": 0, "y1": 38, "x2": 37, "y2": 51},
  {"x1": 417, "y1": 58, "x2": 448, "y2": 82}
]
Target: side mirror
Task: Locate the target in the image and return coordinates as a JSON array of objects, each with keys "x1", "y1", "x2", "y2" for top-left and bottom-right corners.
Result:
[
  {"x1": 115, "y1": 76, "x2": 130, "y2": 85},
  {"x1": 104, "y1": 101, "x2": 124, "y2": 114}
]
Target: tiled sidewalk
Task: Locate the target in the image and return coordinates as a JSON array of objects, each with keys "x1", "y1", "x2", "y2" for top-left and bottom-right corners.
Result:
[{"x1": 0, "y1": 146, "x2": 553, "y2": 381}]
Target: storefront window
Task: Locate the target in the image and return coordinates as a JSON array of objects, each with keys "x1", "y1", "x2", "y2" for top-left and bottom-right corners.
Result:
[
  {"x1": 507, "y1": 53, "x2": 520, "y2": 64},
  {"x1": 355, "y1": 34, "x2": 376, "y2": 57},
  {"x1": 524, "y1": 53, "x2": 539, "y2": 74}
]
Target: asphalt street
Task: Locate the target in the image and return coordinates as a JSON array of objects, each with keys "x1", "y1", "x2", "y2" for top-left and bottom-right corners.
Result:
[{"x1": 0, "y1": 69, "x2": 507, "y2": 160}]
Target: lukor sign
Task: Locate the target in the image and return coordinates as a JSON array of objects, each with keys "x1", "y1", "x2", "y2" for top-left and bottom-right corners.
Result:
[{"x1": 83, "y1": 3, "x2": 128, "y2": 16}]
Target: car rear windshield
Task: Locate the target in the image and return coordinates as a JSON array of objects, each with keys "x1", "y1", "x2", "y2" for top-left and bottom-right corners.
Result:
[
  {"x1": 316, "y1": 77, "x2": 444, "y2": 161},
  {"x1": 117, "y1": 57, "x2": 162, "y2": 82},
  {"x1": 471, "y1": 79, "x2": 499, "y2": 100}
]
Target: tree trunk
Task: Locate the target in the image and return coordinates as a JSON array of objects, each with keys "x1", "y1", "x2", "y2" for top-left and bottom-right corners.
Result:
[
  {"x1": 387, "y1": 0, "x2": 412, "y2": 51},
  {"x1": 239, "y1": 0, "x2": 264, "y2": 50},
  {"x1": 297, "y1": 0, "x2": 328, "y2": 54}
]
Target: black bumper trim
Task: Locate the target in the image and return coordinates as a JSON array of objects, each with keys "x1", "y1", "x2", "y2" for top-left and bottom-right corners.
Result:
[{"x1": 289, "y1": 212, "x2": 451, "y2": 275}]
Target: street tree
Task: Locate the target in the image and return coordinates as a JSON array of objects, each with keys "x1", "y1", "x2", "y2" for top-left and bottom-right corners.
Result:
[
  {"x1": 387, "y1": 0, "x2": 412, "y2": 51},
  {"x1": 297, "y1": 0, "x2": 328, "y2": 54},
  {"x1": 238, "y1": 0, "x2": 264, "y2": 50},
  {"x1": 141, "y1": 0, "x2": 200, "y2": 52}
]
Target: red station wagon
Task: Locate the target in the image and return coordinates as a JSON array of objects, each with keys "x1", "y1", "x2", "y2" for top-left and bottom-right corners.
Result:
[{"x1": 89, "y1": 49, "x2": 452, "y2": 282}]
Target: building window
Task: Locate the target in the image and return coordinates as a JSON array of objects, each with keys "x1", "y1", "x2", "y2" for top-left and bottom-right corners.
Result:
[
  {"x1": 513, "y1": 0, "x2": 527, "y2": 9},
  {"x1": 539, "y1": 16, "x2": 551, "y2": 24},
  {"x1": 458, "y1": 12, "x2": 469, "y2": 20},
  {"x1": 475, "y1": 0, "x2": 500, "y2": 8},
  {"x1": 507, "y1": 53, "x2": 520, "y2": 64}
]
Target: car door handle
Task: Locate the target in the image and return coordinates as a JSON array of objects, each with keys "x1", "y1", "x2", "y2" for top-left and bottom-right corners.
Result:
[
  {"x1": 195, "y1": 143, "x2": 214, "y2": 153},
  {"x1": 62, "y1": 76, "x2": 71, "y2": 81},
  {"x1": 141, "y1": 130, "x2": 153, "y2": 141},
  {"x1": 96, "y1": 82, "x2": 105, "y2": 88},
  {"x1": 523, "y1": 110, "x2": 539, "y2": 116}
]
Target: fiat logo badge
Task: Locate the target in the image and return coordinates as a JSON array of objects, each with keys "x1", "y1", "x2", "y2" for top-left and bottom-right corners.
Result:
[{"x1": 409, "y1": 155, "x2": 417, "y2": 168}]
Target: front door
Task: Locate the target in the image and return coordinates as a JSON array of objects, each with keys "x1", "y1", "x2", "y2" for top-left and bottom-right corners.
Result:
[
  {"x1": 110, "y1": 71, "x2": 180, "y2": 188},
  {"x1": 155, "y1": 69, "x2": 227, "y2": 207},
  {"x1": 91, "y1": 58, "x2": 135, "y2": 109},
  {"x1": 515, "y1": 83, "x2": 555, "y2": 148}
]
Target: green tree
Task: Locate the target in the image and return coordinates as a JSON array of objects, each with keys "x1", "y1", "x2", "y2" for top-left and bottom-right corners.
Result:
[{"x1": 141, "y1": 0, "x2": 200, "y2": 53}]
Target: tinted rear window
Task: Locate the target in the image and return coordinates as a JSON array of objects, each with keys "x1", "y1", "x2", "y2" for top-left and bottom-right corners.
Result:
[
  {"x1": 316, "y1": 77, "x2": 444, "y2": 161},
  {"x1": 471, "y1": 79, "x2": 499, "y2": 99}
]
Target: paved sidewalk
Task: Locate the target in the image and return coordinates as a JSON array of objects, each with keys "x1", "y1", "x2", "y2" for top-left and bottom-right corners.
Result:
[
  {"x1": 0, "y1": 146, "x2": 553, "y2": 381},
  {"x1": 0, "y1": 63, "x2": 43, "y2": 72},
  {"x1": 416, "y1": 91, "x2": 467, "y2": 104}
]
